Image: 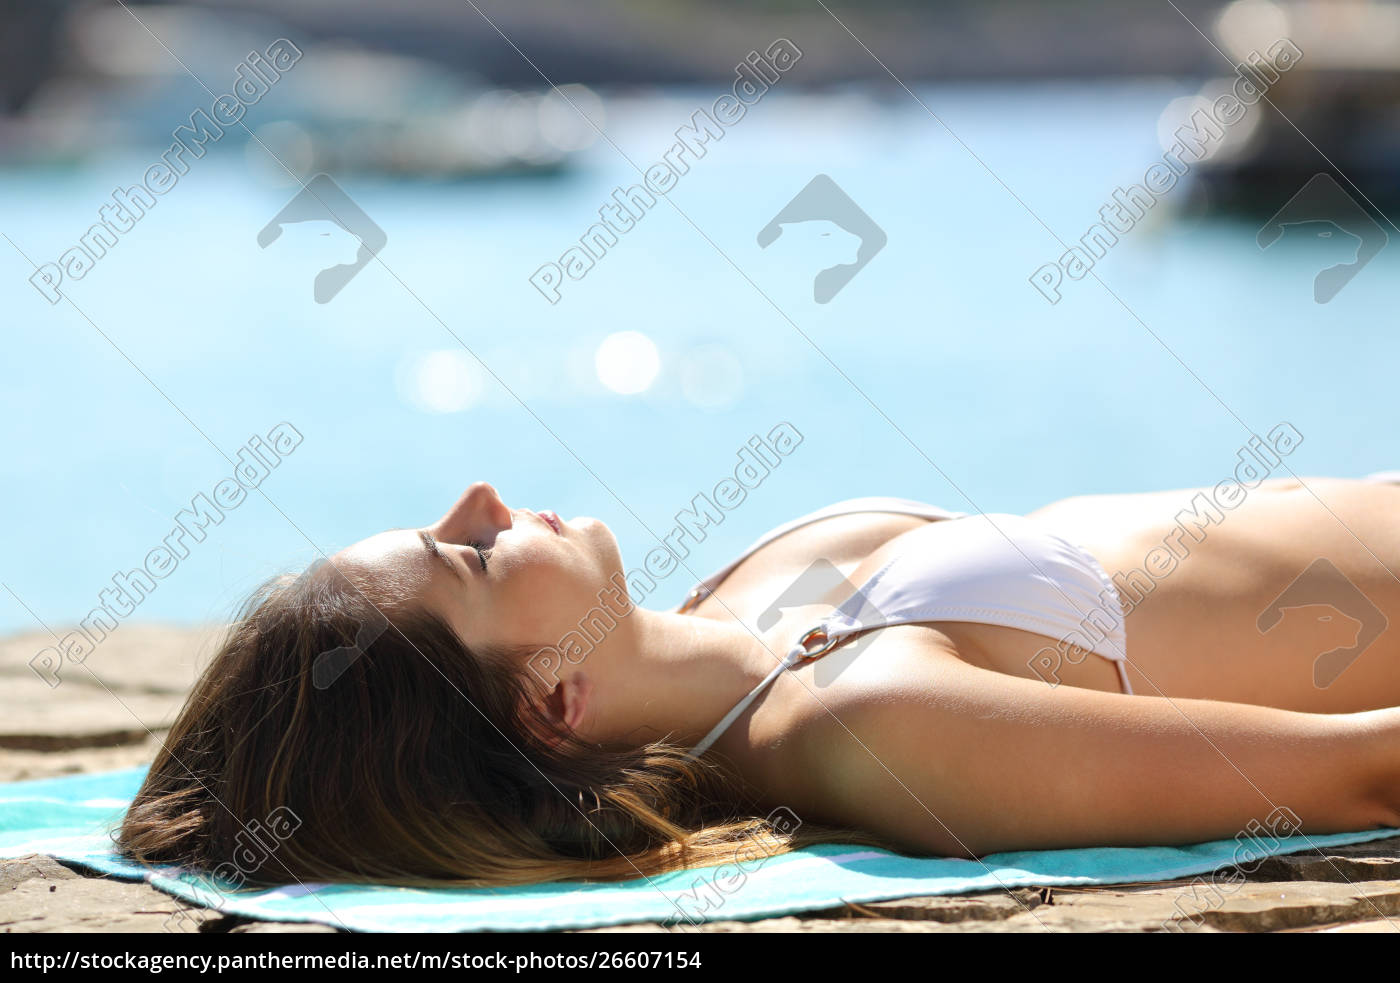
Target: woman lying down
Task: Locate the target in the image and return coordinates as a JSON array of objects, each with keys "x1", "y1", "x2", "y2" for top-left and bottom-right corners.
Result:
[{"x1": 119, "y1": 476, "x2": 1400, "y2": 886}]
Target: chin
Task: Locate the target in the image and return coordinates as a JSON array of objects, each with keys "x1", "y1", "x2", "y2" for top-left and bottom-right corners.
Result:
[
  {"x1": 568, "y1": 514, "x2": 608, "y2": 538},
  {"x1": 572, "y1": 516, "x2": 623, "y2": 574}
]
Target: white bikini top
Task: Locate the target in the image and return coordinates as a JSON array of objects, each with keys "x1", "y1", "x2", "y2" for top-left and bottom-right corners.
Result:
[{"x1": 682, "y1": 497, "x2": 1130, "y2": 758}]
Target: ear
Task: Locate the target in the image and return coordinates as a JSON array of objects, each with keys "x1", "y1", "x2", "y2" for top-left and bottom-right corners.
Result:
[{"x1": 540, "y1": 673, "x2": 593, "y2": 746}]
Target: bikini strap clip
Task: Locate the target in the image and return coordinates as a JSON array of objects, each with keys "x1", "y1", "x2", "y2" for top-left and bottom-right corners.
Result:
[{"x1": 785, "y1": 625, "x2": 840, "y2": 667}]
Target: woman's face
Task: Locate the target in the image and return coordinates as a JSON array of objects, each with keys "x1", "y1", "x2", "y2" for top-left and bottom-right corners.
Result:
[{"x1": 334, "y1": 482, "x2": 623, "y2": 657}]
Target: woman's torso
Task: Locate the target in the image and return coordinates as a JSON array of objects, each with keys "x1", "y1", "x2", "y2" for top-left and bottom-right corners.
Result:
[{"x1": 683, "y1": 477, "x2": 1400, "y2": 782}]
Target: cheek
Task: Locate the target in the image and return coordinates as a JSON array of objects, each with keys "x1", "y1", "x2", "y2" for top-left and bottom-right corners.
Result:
[{"x1": 491, "y1": 555, "x2": 597, "y2": 643}]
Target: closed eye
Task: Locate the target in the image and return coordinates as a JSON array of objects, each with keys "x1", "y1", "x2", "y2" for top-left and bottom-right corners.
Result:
[
  {"x1": 468, "y1": 541, "x2": 492, "y2": 572},
  {"x1": 417, "y1": 529, "x2": 479, "y2": 583}
]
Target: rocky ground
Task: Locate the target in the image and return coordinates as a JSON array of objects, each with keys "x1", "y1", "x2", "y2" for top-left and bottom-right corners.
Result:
[{"x1": 3, "y1": 625, "x2": 1399, "y2": 934}]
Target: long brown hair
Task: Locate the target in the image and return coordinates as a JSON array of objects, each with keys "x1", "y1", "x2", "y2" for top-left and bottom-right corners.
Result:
[{"x1": 118, "y1": 559, "x2": 881, "y2": 887}]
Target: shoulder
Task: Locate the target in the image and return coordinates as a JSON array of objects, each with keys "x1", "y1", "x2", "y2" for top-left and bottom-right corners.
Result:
[{"x1": 741, "y1": 627, "x2": 983, "y2": 854}]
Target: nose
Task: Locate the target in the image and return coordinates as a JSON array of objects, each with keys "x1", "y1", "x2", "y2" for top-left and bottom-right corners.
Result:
[{"x1": 432, "y1": 481, "x2": 513, "y2": 546}]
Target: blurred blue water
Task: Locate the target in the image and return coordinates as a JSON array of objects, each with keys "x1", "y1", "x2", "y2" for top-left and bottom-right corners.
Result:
[{"x1": 3, "y1": 82, "x2": 1396, "y2": 634}]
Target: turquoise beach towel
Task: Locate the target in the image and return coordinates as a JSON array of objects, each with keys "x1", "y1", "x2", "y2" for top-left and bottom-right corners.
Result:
[{"x1": 2, "y1": 766, "x2": 1394, "y2": 932}]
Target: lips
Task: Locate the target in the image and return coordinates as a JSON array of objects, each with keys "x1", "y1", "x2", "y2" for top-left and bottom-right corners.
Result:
[{"x1": 537, "y1": 509, "x2": 562, "y2": 535}]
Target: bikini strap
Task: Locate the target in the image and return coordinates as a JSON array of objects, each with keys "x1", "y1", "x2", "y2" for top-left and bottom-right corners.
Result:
[{"x1": 685, "y1": 626, "x2": 840, "y2": 759}]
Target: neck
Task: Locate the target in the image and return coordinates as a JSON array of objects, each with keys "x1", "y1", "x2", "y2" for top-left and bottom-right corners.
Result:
[{"x1": 578, "y1": 607, "x2": 782, "y2": 750}]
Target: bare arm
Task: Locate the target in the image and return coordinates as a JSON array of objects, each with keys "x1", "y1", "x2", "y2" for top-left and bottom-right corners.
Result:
[{"x1": 790, "y1": 653, "x2": 1400, "y2": 857}]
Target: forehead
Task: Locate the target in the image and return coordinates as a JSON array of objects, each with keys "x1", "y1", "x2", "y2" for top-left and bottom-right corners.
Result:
[
  {"x1": 327, "y1": 529, "x2": 474, "y2": 645},
  {"x1": 333, "y1": 529, "x2": 436, "y2": 597}
]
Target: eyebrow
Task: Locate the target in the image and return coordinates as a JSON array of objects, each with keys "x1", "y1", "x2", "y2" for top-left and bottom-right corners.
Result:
[{"x1": 418, "y1": 530, "x2": 468, "y2": 586}]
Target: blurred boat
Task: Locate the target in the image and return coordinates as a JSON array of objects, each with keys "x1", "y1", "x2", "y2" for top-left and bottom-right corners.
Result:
[
  {"x1": 0, "y1": 4, "x2": 601, "y2": 180},
  {"x1": 1186, "y1": 0, "x2": 1400, "y2": 209}
]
